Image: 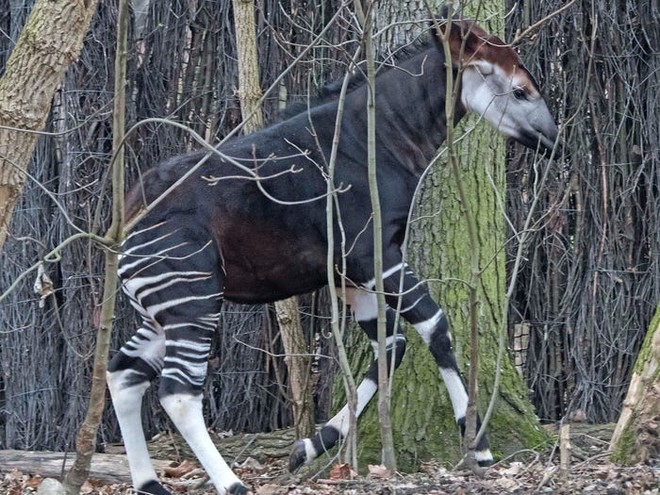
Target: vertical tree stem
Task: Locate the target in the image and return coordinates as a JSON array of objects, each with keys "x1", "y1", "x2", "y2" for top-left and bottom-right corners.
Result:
[
  {"x1": 63, "y1": 0, "x2": 127, "y2": 492},
  {"x1": 354, "y1": 0, "x2": 396, "y2": 471}
]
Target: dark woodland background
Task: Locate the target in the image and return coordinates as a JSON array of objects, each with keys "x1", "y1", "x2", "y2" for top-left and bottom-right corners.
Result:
[{"x1": 0, "y1": 0, "x2": 658, "y2": 452}]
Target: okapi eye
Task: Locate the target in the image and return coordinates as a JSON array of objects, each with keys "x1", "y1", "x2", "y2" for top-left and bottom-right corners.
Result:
[{"x1": 513, "y1": 87, "x2": 527, "y2": 100}]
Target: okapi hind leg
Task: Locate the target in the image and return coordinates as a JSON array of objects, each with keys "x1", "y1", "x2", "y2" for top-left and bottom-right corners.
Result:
[
  {"x1": 289, "y1": 288, "x2": 407, "y2": 473},
  {"x1": 107, "y1": 322, "x2": 166, "y2": 494},
  {"x1": 114, "y1": 222, "x2": 251, "y2": 494},
  {"x1": 155, "y1": 299, "x2": 250, "y2": 493}
]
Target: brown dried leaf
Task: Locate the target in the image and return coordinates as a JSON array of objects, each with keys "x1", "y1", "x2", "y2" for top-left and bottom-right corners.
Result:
[
  {"x1": 367, "y1": 464, "x2": 393, "y2": 479},
  {"x1": 329, "y1": 463, "x2": 356, "y2": 480},
  {"x1": 23, "y1": 475, "x2": 42, "y2": 489},
  {"x1": 163, "y1": 459, "x2": 198, "y2": 478},
  {"x1": 256, "y1": 483, "x2": 280, "y2": 495}
]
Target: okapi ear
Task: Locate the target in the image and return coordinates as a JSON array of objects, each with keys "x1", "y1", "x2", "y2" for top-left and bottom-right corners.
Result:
[{"x1": 432, "y1": 17, "x2": 491, "y2": 71}]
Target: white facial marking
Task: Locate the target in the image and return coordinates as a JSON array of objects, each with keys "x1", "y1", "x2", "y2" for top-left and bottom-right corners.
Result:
[
  {"x1": 364, "y1": 262, "x2": 405, "y2": 289},
  {"x1": 460, "y1": 62, "x2": 558, "y2": 152}
]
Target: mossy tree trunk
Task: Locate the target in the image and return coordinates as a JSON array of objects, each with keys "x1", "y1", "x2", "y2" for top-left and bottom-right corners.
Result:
[
  {"x1": 609, "y1": 303, "x2": 660, "y2": 465},
  {"x1": 340, "y1": 0, "x2": 549, "y2": 472}
]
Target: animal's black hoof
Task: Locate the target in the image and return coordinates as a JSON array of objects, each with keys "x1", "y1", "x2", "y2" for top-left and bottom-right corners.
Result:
[
  {"x1": 228, "y1": 481, "x2": 251, "y2": 494},
  {"x1": 138, "y1": 480, "x2": 172, "y2": 495},
  {"x1": 288, "y1": 439, "x2": 308, "y2": 473}
]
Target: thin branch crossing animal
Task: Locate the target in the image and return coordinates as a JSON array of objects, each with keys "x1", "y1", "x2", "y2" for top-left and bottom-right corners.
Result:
[{"x1": 108, "y1": 14, "x2": 561, "y2": 495}]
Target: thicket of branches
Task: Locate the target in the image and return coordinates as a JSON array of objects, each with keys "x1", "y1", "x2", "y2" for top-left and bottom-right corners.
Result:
[
  {"x1": 0, "y1": 0, "x2": 657, "y2": 452},
  {"x1": 506, "y1": 0, "x2": 659, "y2": 423}
]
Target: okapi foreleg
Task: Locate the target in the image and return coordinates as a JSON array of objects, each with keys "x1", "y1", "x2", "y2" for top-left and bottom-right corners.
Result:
[
  {"x1": 288, "y1": 288, "x2": 406, "y2": 472},
  {"x1": 382, "y1": 264, "x2": 494, "y2": 466}
]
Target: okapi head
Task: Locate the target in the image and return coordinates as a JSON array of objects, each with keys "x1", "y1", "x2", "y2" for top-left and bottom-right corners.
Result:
[{"x1": 435, "y1": 12, "x2": 561, "y2": 156}]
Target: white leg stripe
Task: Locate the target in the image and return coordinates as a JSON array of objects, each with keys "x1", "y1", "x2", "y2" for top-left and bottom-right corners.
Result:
[
  {"x1": 440, "y1": 368, "x2": 468, "y2": 421},
  {"x1": 107, "y1": 371, "x2": 156, "y2": 489},
  {"x1": 146, "y1": 292, "x2": 221, "y2": 318},
  {"x1": 122, "y1": 230, "x2": 175, "y2": 256},
  {"x1": 364, "y1": 262, "x2": 405, "y2": 289},
  {"x1": 161, "y1": 393, "x2": 242, "y2": 492},
  {"x1": 414, "y1": 309, "x2": 443, "y2": 344},
  {"x1": 400, "y1": 295, "x2": 425, "y2": 314},
  {"x1": 370, "y1": 334, "x2": 405, "y2": 360},
  {"x1": 475, "y1": 449, "x2": 493, "y2": 463},
  {"x1": 327, "y1": 379, "x2": 378, "y2": 437},
  {"x1": 303, "y1": 438, "x2": 316, "y2": 464},
  {"x1": 122, "y1": 221, "x2": 168, "y2": 243},
  {"x1": 120, "y1": 328, "x2": 165, "y2": 371},
  {"x1": 118, "y1": 241, "x2": 188, "y2": 276}
]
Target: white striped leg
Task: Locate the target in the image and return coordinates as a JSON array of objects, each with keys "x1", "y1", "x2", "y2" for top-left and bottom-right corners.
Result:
[
  {"x1": 160, "y1": 393, "x2": 248, "y2": 494},
  {"x1": 157, "y1": 307, "x2": 248, "y2": 494},
  {"x1": 289, "y1": 288, "x2": 407, "y2": 472},
  {"x1": 107, "y1": 324, "x2": 166, "y2": 493},
  {"x1": 383, "y1": 267, "x2": 493, "y2": 466}
]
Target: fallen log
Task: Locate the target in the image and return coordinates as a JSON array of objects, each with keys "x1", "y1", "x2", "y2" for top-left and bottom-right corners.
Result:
[
  {"x1": 0, "y1": 427, "x2": 299, "y2": 484},
  {"x1": 0, "y1": 450, "x2": 171, "y2": 484}
]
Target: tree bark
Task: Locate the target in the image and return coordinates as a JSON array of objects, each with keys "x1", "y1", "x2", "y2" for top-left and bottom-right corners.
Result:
[
  {"x1": 232, "y1": 0, "x2": 315, "y2": 439},
  {"x1": 275, "y1": 298, "x2": 315, "y2": 439},
  {"x1": 609, "y1": 303, "x2": 660, "y2": 465},
  {"x1": 0, "y1": 0, "x2": 98, "y2": 251},
  {"x1": 232, "y1": 0, "x2": 263, "y2": 134},
  {"x1": 341, "y1": 0, "x2": 548, "y2": 471}
]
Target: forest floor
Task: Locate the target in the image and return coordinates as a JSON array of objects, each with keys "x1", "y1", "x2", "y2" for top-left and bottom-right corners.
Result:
[{"x1": 1, "y1": 424, "x2": 658, "y2": 494}]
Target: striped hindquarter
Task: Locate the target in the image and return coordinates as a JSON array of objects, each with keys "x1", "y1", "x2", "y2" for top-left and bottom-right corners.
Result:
[{"x1": 107, "y1": 221, "x2": 249, "y2": 495}]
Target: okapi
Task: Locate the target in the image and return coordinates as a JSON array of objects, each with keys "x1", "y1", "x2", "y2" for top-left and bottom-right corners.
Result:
[{"x1": 107, "y1": 13, "x2": 561, "y2": 495}]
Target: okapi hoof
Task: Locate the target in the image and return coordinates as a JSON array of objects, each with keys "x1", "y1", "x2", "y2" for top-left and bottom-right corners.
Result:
[
  {"x1": 138, "y1": 480, "x2": 172, "y2": 495},
  {"x1": 228, "y1": 482, "x2": 251, "y2": 494},
  {"x1": 289, "y1": 439, "x2": 308, "y2": 473}
]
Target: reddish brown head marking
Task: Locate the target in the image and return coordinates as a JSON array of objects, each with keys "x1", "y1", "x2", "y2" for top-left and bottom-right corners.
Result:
[{"x1": 435, "y1": 16, "x2": 560, "y2": 154}]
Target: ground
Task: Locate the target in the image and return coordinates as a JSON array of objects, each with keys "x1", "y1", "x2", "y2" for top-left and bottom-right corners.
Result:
[{"x1": 1, "y1": 425, "x2": 658, "y2": 494}]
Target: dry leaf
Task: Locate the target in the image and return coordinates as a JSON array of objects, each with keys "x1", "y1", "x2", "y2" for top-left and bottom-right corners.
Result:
[
  {"x1": 24, "y1": 475, "x2": 42, "y2": 489},
  {"x1": 33, "y1": 264, "x2": 54, "y2": 309},
  {"x1": 500, "y1": 461, "x2": 524, "y2": 477},
  {"x1": 367, "y1": 464, "x2": 393, "y2": 479},
  {"x1": 330, "y1": 463, "x2": 356, "y2": 480},
  {"x1": 256, "y1": 483, "x2": 280, "y2": 495},
  {"x1": 163, "y1": 459, "x2": 198, "y2": 478},
  {"x1": 236, "y1": 457, "x2": 263, "y2": 471}
]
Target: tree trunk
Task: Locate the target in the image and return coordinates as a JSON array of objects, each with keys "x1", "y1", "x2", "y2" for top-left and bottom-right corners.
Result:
[
  {"x1": 342, "y1": 0, "x2": 548, "y2": 471},
  {"x1": 0, "y1": 0, "x2": 98, "y2": 251},
  {"x1": 232, "y1": 0, "x2": 315, "y2": 438},
  {"x1": 232, "y1": 0, "x2": 263, "y2": 134},
  {"x1": 609, "y1": 303, "x2": 660, "y2": 465},
  {"x1": 275, "y1": 298, "x2": 315, "y2": 439}
]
